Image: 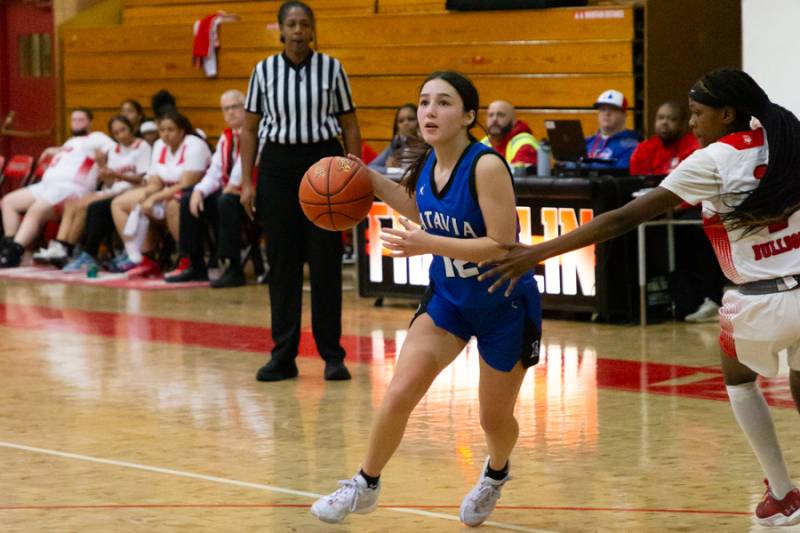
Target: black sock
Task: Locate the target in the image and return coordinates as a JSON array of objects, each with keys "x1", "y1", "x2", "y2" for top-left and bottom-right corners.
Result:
[
  {"x1": 359, "y1": 469, "x2": 380, "y2": 489},
  {"x1": 57, "y1": 240, "x2": 75, "y2": 256},
  {"x1": 225, "y1": 257, "x2": 242, "y2": 272},
  {"x1": 485, "y1": 461, "x2": 509, "y2": 481}
]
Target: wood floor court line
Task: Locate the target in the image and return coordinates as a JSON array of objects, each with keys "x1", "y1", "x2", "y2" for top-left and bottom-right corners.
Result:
[
  {"x1": 1, "y1": 300, "x2": 795, "y2": 408},
  {"x1": 0, "y1": 440, "x2": 555, "y2": 533},
  {"x1": 0, "y1": 502, "x2": 752, "y2": 517}
]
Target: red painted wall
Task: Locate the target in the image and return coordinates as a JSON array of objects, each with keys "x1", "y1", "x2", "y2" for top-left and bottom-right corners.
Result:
[{"x1": 0, "y1": 0, "x2": 56, "y2": 162}]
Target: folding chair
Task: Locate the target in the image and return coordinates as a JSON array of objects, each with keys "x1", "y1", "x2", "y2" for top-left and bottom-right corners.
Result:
[{"x1": 0, "y1": 155, "x2": 34, "y2": 198}]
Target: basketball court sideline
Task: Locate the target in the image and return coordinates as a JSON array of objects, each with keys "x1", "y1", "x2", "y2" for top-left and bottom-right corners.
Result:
[{"x1": 0, "y1": 279, "x2": 798, "y2": 532}]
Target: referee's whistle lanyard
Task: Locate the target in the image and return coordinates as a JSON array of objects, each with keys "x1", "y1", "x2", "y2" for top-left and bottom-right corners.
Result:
[{"x1": 587, "y1": 134, "x2": 609, "y2": 158}]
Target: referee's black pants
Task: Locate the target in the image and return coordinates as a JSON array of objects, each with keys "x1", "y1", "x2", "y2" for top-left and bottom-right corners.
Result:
[{"x1": 257, "y1": 139, "x2": 345, "y2": 364}]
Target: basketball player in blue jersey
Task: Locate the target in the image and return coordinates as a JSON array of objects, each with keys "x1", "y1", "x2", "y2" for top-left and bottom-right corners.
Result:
[{"x1": 311, "y1": 71, "x2": 542, "y2": 526}]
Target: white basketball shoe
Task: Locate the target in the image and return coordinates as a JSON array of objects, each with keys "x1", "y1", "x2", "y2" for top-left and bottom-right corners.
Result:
[
  {"x1": 311, "y1": 473, "x2": 380, "y2": 523},
  {"x1": 460, "y1": 457, "x2": 510, "y2": 526}
]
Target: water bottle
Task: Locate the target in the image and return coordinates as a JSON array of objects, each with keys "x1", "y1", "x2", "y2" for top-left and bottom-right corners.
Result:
[{"x1": 537, "y1": 139, "x2": 552, "y2": 177}]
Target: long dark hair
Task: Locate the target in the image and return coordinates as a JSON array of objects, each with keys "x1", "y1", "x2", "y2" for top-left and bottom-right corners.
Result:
[
  {"x1": 151, "y1": 90, "x2": 177, "y2": 119},
  {"x1": 399, "y1": 71, "x2": 480, "y2": 195},
  {"x1": 690, "y1": 68, "x2": 800, "y2": 234},
  {"x1": 121, "y1": 99, "x2": 143, "y2": 116},
  {"x1": 156, "y1": 109, "x2": 195, "y2": 138},
  {"x1": 107, "y1": 114, "x2": 134, "y2": 135}
]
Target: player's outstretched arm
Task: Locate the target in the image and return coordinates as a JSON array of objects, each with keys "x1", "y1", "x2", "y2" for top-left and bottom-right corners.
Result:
[{"x1": 479, "y1": 186, "x2": 683, "y2": 296}]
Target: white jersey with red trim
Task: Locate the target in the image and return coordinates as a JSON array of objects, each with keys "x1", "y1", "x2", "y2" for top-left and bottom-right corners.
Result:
[
  {"x1": 42, "y1": 132, "x2": 116, "y2": 190},
  {"x1": 660, "y1": 127, "x2": 800, "y2": 284},
  {"x1": 193, "y1": 129, "x2": 242, "y2": 198},
  {"x1": 146, "y1": 135, "x2": 211, "y2": 185},
  {"x1": 105, "y1": 138, "x2": 152, "y2": 194}
]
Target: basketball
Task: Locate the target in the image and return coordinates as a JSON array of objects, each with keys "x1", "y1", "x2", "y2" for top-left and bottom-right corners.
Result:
[{"x1": 299, "y1": 156, "x2": 374, "y2": 231}]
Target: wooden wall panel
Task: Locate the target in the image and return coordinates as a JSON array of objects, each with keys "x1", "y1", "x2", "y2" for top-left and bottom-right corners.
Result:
[
  {"x1": 348, "y1": 75, "x2": 635, "y2": 109},
  {"x1": 125, "y1": 0, "x2": 373, "y2": 7},
  {"x1": 377, "y1": 0, "x2": 445, "y2": 14},
  {"x1": 122, "y1": 0, "x2": 373, "y2": 25},
  {"x1": 65, "y1": 75, "x2": 635, "y2": 111},
  {"x1": 78, "y1": 107, "x2": 632, "y2": 146},
  {"x1": 64, "y1": 42, "x2": 632, "y2": 81},
  {"x1": 66, "y1": 7, "x2": 634, "y2": 52},
  {"x1": 62, "y1": 4, "x2": 639, "y2": 142}
]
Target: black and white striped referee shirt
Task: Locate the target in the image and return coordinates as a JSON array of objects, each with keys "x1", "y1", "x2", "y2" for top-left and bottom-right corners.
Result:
[{"x1": 245, "y1": 51, "x2": 356, "y2": 145}]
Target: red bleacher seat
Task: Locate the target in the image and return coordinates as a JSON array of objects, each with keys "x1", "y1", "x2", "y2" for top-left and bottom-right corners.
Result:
[
  {"x1": 0, "y1": 155, "x2": 34, "y2": 197},
  {"x1": 0, "y1": 156, "x2": 6, "y2": 174}
]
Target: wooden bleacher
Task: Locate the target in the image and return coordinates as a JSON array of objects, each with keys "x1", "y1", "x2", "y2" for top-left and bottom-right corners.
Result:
[{"x1": 61, "y1": 1, "x2": 640, "y2": 149}]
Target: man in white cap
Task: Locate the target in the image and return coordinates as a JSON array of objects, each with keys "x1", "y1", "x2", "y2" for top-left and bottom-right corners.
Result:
[{"x1": 585, "y1": 89, "x2": 640, "y2": 169}]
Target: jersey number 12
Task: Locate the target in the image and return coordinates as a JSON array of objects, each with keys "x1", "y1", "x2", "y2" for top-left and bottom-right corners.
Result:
[{"x1": 442, "y1": 257, "x2": 479, "y2": 279}]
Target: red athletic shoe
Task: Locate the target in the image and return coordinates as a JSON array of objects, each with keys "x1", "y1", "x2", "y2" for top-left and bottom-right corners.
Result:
[
  {"x1": 755, "y1": 479, "x2": 800, "y2": 526},
  {"x1": 164, "y1": 256, "x2": 190, "y2": 279},
  {"x1": 126, "y1": 256, "x2": 162, "y2": 279}
]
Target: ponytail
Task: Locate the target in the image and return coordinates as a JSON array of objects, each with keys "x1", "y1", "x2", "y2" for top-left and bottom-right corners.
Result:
[{"x1": 692, "y1": 68, "x2": 800, "y2": 234}]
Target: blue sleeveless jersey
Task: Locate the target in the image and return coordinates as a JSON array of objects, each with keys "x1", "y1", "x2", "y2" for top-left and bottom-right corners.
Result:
[{"x1": 416, "y1": 142, "x2": 535, "y2": 310}]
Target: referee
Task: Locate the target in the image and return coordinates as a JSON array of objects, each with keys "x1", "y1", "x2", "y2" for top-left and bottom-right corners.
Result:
[{"x1": 240, "y1": 1, "x2": 361, "y2": 382}]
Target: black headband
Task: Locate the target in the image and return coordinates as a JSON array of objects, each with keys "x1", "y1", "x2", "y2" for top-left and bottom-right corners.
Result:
[{"x1": 688, "y1": 85, "x2": 727, "y2": 108}]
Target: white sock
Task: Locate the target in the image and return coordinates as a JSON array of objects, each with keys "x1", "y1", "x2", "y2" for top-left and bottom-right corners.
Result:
[
  {"x1": 123, "y1": 216, "x2": 148, "y2": 265},
  {"x1": 727, "y1": 382, "x2": 794, "y2": 499}
]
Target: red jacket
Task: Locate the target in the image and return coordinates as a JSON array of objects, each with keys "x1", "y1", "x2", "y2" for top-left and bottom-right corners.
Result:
[
  {"x1": 481, "y1": 120, "x2": 538, "y2": 165},
  {"x1": 629, "y1": 131, "x2": 700, "y2": 175}
]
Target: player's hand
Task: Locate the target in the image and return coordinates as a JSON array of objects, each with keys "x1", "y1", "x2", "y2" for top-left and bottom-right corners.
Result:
[
  {"x1": 98, "y1": 167, "x2": 114, "y2": 186},
  {"x1": 380, "y1": 217, "x2": 429, "y2": 257},
  {"x1": 222, "y1": 185, "x2": 240, "y2": 196},
  {"x1": 478, "y1": 243, "x2": 541, "y2": 297},
  {"x1": 240, "y1": 183, "x2": 255, "y2": 220},
  {"x1": 345, "y1": 153, "x2": 365, "y2": 166},
  {"x1": 189, "y1": 190, "x2": 204, "y2": 218},
  {"x1": 347, "y1": 153, "x2": 383, "y2": 188}
]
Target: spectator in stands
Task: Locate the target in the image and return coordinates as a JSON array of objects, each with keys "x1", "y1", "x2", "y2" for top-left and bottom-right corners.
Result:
[
  {"x1": 630, "y1": 101, "x2": 700, "y2": 175},
  {"x1": 110, "y1": 110, "x2": 211, "y2": 278},
  {"x1": 53, "y1": 116, "x2": 152, "y2": 273},
  {"x1": 0, "y1": 108, "x2": 115, "y2": 268},
  {"x1": 480, "y1": 100, "x2": 538, "y2": 169},
  {"x1": 630, "y1": 101, "x2": 722, "y2": 323},
  {"x1": 368, "y1": 104, "x2": 422, "y2": 174},
  {"x1": 120, "y1": 99, "x2": 145, "y2": 136},
  {"x1": 585, "y1": 89, "x2": 640, "y2": 170},
  {"x1": 166, "y1": 89, "x2": 248, "y2": 286},
  {"x1": 240, "y1": 0, "x2": 360, "y2": 382},
  {"x1": 151, "y1": 89, "x2": 177, "y2": 119},
  {"x1": 140, "y1": 121, "x2": 159, "y2": 146}
]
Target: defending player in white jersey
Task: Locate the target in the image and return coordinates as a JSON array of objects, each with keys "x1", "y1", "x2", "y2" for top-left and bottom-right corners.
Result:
[
  {"x1": 481, "y1": 68, "x2": 800, "y2": 527},
  {"x1": 0, "y1": 108, "x2": 115, "y2": 268}
]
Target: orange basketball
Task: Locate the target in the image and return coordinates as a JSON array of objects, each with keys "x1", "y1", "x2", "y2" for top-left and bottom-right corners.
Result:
[{"x1": 299, "y1": 156, "x2": 374, "y2": 231}]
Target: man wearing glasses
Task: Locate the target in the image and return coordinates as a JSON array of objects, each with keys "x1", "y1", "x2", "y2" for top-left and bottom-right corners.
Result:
[{"x1": 167, "y1": 89, "x2": 251, "y2": 287}]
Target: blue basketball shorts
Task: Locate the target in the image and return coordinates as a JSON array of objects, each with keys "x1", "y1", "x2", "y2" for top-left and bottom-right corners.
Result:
[{"x1": 412, "y1": 286, "x2": 541, "y2": 372}]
